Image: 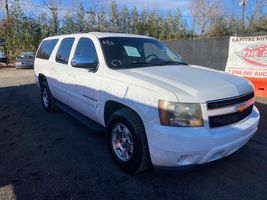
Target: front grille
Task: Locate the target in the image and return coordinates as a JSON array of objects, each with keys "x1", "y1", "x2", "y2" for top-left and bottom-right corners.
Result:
[
  {"x1": 207, "y1": 92, "x2": 254, "y2": 109},
  {"x1": 209, "y1": 105, "x2": 253, "y2": 128},
  {"x1": 208, "y1": 92, "x2": 254, "y2": 128}
]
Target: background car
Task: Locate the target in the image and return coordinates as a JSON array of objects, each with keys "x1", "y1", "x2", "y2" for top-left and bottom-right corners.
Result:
[
  {"x1": 0, "y1": 51, "x2": 7, "y2": 64},
  {"x1": 16, "y1": 52, "x2": 35, "y2": 69}
]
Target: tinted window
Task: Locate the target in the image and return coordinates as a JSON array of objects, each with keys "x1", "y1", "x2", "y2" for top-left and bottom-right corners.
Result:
[
  {"x1": 36, "y1": 39, "x2": 58, "y2": 60},
  {"x1": 74, "y1": 38, "x2": 98, "y2": 61},
  {"x1": 56, "y1": 38, "x2": 75, "y2": 64}
]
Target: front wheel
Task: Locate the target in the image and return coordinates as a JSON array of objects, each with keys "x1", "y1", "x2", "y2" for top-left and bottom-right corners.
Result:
[{"x1": 107, "y1": 109, "x2": 151, "y2": 174}]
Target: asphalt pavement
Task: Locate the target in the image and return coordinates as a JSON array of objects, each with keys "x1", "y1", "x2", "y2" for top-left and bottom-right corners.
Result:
[{"x1": 0, "y1": 69, "x2": 267, "y2": 200}]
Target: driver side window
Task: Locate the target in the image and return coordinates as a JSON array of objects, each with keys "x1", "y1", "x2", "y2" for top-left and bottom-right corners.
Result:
[{"x1": 74, "y1": 38, "x2": 98, "y2": 61}]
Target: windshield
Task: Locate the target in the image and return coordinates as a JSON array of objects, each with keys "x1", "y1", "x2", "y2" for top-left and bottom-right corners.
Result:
[
  {"x1": 100, "y1": 37, "x2": 187, "y2": 69},
  {"x1": 18, "y1": 52, "x2": 35, "y2": 59},
  {"x1": 0, "y1": 52, "x2": 6, "y2": 58}
]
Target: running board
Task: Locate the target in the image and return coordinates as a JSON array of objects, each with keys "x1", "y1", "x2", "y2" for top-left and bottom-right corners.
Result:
[{"x1": 54, "y1": 100, "x2": 105, "y2": 132}]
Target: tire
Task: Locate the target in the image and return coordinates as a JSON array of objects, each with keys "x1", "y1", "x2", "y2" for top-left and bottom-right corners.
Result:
[
  {"x1": 40, "y1": 82, "x2": 57, "y2": 113},
  {"x1": 107, "y1": 108, "x2": 151, "y2": 174}
]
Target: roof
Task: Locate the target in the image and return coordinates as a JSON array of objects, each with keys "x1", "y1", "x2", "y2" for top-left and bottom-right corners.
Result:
[
  {"x1": 43, "y1": 32, "x2": 153, "y2": 40},
  {"x1": 89, "y1": 32, "x2": 152, "y2": 39},
  {"x1": 20, "y1": 52, "x2": 35, "y2": 54}
]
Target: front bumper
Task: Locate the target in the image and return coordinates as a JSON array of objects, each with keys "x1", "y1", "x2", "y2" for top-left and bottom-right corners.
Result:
[{"x1": 145, "y1": 106, "x2": 260, "y2": 167}]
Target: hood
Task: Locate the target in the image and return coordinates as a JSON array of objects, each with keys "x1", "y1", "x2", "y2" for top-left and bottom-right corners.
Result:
[{"x1": 119, "y1": 65, "x2": 253, "y2": 103}]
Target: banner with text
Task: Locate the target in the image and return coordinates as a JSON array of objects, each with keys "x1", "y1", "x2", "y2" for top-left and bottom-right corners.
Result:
[{"x1": 225, "y1": 35, "x2": 267, "y2": 78}]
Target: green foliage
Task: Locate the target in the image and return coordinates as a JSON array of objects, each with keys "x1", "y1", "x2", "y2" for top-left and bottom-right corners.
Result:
[
  {"x1": 130, "y1": 7, "x2": 139, "y2": 34},
  {"x1": 249, "y1": 16, "x2": 267, "y2": 33},
  {"x1": 206, "y1": 17, "x2": 230, "y2": 37},
  {"x1": 61, "y1": 3, "x2": 88, "y2": 34},
  {"x1": 39, "y1": 12, "x2": 51, "y2": 38},
  {"x1": 120, "y1": 7, "x2": 131, "y2": 33},
  {"x1": 97, "y1": 10, "x2": 108, "y2": 32},
  {"x1": 110, "y1": 1, "x2": 119, "y2": 32},
  {"x1": 228, "y1": 16, "x2": 242, "y2": 35},
  {"x1": 147, "y1": 10, "x2": 159, "y2": 38},
  {"x1": 0, "y1": 3, "x2": 42, "y2": 61},
  {"x1": 0, "y1": 0, "x2": 265, "y2": 62},
  {"x1": 75, "y1": 2, "x2": 88, "y2": 33},
  {"x1": 61, "y1": 13, "x2": 75, "y2": 34}
]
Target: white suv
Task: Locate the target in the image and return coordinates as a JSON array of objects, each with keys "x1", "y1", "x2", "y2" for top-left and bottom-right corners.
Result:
[{"x1": 34, "y1": 32, "x2": 260, "y2": 173}]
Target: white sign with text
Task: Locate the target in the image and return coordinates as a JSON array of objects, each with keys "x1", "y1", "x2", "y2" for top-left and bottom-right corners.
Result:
[{"x1": 225, "y1": 35, "x2": 267, "y2": 78}]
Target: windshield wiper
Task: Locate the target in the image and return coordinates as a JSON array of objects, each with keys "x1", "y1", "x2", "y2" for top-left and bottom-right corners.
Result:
[
  {"x1": 131, "y1": 61, "x2": 149, "y2": 65},
  {"x1": 155, "y1": 61, "x2": 188, "y2": 66}
]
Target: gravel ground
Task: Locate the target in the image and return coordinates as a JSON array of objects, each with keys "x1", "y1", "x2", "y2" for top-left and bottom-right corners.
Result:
[
  {"x1": 0, "y1": 68, "x2": 34, "y2": 88},
  {"x1": 0, "y1": 69, "x2": 267, "y2": 200}
]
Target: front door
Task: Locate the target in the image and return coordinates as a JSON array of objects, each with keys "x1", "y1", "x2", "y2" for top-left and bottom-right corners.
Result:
[{"x1": 68, "y1": 37, "x2": 102, "y2": 122}]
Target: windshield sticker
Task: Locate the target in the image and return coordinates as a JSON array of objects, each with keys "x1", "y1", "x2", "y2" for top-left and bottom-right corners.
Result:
[
  {"x1": 102, "y1": 40, "x2": 115, "y2": 45},
  {"x1": 124, "y1": 46, "x2": 141, "y2": 57}
]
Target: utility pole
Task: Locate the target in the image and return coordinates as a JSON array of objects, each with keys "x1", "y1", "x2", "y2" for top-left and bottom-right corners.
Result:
[
  {"x1": 4, "y1": 0, "x2": 9, "y2": 18},
  {"x1": 192, "y1": 15, "x2": 196, "y2": 39},
  {"x1": 240, "y1": 0, "x2": 246, "y2": 34}
]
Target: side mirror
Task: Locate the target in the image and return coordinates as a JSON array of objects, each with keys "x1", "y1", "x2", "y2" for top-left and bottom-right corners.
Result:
[
  {"x1": 176, "y1": 53, "x2": 182, "y2": 60},
  {"x1": 71, "y1": 56, "x2": 98, "y2": 70}
]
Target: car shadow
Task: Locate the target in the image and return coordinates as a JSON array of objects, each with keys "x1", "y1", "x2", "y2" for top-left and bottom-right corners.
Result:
[{"x1": 0, "y1": 83, "x2": 266, "y2": 199}]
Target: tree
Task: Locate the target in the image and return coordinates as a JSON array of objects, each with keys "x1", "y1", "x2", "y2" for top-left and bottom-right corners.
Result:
[
  {"x1": 159, "y1": 19, "x2": 169, "y2": 40},
  {"x1": 190, "y1": 0, "x2": 221, "y2": 37},
  {"x1": 6, "y1": 0, "x2": 266, "y2": 64},
  {"x1": 75, "y1": 2, "x2": 87, "y2": 33},
  {"x1": 43, "y1": 0, "x2": 61, "y2": 35},
  {"x1": 139, "y1": 9, "x2": 148, "y2": 35},
  {"x1": 248, "y1": 0, "x2": 267, "y2": 33},
  {"x1": 174, "y1": 8, "x2": 187, "y2": 39},
  {"x1": 97, "y1": 10, "x2": 108, "y2": 32},
  {"x1": 39, "y1": 12, "x2": 50, "y2": 38},
  {"x1": 61, "y1": 13, "x2": 76, "y2": 34},
  {"x1": 228, "y1": 15, "x2": 241, "y2": 35},
  {"x1": 110, "y1": 1, "x2": 119, "y2": 32},
  {"x1": 0, "y1": 2, "x2": 42, "y2": 60},
  {"x1": 87, "y1": 11, "x2": 97, "y2": 31},
  {"x1": 120, "y1": 6, "x2": 131, "y2": 33},
  {"x1": 206, "y1": 17, "x2": 230, "y2": 37},
  {"x1": 130, "y1": 6, "x2": 139, "y2": 34},
  {"x1": 4, "y1": 0, "x2": 9, "y2": 17},
  {"x1": 147, "y1": 10, "x2": 160, "y2": 38}
]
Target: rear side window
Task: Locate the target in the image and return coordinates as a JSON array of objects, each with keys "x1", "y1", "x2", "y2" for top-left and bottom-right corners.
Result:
[
  {"x1": 36, "y1": 39, "x2": 58, "y2": 60},
  {"x1": 56, "y1": 38, "x2": 75, "y2": 64},
  {"x1": 74, "y1": 38, "x2": 98, "y2": 61}
]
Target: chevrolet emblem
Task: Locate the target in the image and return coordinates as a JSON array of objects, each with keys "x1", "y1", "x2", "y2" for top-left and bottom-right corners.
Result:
[
  {"x1": 236, "y1": 98, "x2": 255, "y2": 113},
  {"x1": 236, "y1": 103, "x2": 247, "y2": 112}
]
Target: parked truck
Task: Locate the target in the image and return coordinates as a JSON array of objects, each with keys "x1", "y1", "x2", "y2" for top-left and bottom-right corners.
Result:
[{"x1": 34, "y1": 32, "x2": 260, "y2": 173}]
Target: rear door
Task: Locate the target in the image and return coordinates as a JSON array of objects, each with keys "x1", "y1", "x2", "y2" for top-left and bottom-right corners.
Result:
[{"x1": 51, "y1": 37, "x2": 75, "y2": 105}]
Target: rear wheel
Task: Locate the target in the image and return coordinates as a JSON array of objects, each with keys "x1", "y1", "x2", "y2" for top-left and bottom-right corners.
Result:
[
  {"x1": 107, "y1": 109, "x2": 151, "y2": 174},
  {"x1": 41, "y1": 82, "x2": 57, "y2": 113}
]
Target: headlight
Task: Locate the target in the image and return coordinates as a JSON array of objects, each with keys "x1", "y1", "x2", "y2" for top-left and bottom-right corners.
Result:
[{"x1": 158, "y1": 100, "x2": 204, "y2": 127}]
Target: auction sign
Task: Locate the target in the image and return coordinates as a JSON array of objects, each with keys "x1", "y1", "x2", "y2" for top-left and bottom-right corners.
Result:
[{"x1": 225, "y1": 35, "x2": 267, "y2": 78}]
